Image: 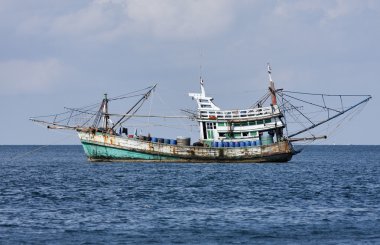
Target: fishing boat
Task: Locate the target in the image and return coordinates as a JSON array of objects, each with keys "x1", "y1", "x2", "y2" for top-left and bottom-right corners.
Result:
[{"x1": 30, "y1": 64, "x2": 371, "y2": 163}]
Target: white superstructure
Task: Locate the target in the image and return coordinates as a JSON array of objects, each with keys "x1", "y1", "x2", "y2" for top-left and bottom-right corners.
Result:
[{"x1": 189, "y1": 77, "x2": 285, "y2": 145}]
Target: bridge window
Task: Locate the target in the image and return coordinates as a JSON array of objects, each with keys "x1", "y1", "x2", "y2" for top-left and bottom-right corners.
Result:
[
  {"x1": 234, "y1": 132, "x2": 241, "y2": 138},
  {"x1": 206, "y1": 122, "x2": 216, "y2": 129},
  {"x1": 250, "y1": 131, "x2": 257, "y2": 136}
]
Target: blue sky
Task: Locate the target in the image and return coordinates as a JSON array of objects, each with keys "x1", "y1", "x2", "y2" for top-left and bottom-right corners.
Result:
[{"x1": 0, "y1": 0, "x2": 379, "y2": 145}]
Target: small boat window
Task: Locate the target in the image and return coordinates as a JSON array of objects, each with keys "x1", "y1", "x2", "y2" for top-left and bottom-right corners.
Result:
[
  {"x1": 250, "y1": 131, "x2": 257, "y2": 136},
  {"x1": 234, "y1": 132, "x2": 241, "y2": 138},
  {"x1": 206, "y1": 122, "x2": 216, "y2": 129}
]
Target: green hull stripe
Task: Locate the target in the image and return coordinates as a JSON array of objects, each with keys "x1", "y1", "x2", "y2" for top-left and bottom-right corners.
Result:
[{"x1": 81, "y1": 141, "x2": 179, "y2": 160}]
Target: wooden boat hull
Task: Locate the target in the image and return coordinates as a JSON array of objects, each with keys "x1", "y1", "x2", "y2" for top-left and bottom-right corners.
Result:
[{"x1": 79, "y1": 132, "x2": 294, "y2": 163}]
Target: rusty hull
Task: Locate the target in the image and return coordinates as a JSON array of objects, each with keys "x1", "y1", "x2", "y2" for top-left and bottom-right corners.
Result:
[{"x1": 78, "y1": 132, "x2": 294, "y2": 163}]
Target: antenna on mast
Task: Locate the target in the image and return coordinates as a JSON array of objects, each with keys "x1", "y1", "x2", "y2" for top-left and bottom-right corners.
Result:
[
  {"x1": 199, "y1": 49, "x2": 203, "y2": 79},
  {"x1": 267, "y1": 63, "x2": 273, "y2": 82},
  {"x1": 199, "y1": 49, "x2": 205, "y2": 96}
]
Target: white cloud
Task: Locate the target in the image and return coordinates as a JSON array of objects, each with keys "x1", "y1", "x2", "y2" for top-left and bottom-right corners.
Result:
[
  {"x1": 273, "y1": 0, "x2": 378, "y2": 22},
  {"x1": 50, "y1": 0, "x2": 235, "y2": 41},
  {"x1": 0, "y1": 59, "x2": 63, "y2": 95}
]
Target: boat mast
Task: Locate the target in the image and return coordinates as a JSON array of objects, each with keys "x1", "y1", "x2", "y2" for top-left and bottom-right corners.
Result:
[
  {"x1": 267, "y1": 63, "x2": 277, "y2": 106},
  {"x1": 103, "y1": 93, "x2": 109, "y2": 129}
]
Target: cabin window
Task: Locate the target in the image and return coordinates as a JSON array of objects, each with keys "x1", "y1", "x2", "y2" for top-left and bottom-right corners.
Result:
[
  {"x1": 265, "y1": 119, "x2": 271, "y2": 123},
  {"x1": 234, "y1": 132, "x2": 241, "y2": 138},
  {"x1": 207, "y1": 131, "x2": 214, "y2": 139},
  {"x1": 200, "y1": 99, "x2": 209, "y2": 103},
  {"x1": 242, "y1": 132, "x2": 249, "y2": 137},
  {"x1": 250, "y1": 131, "x2": 257, "y2": 136},
  {"x1": 219, "y1": 132, "x2": 226, "y2": 137},
  {"x1": 256, "y1": 120, "x2": 264, "y2": 125},
  {"x1": 218, "y1": 122, "x2": 226, "y2": 127},
  {"x1": 240, "y1": 122, "x2": 248, "y2": 126},
  {"x1": 201, "y1": 104, "x2": 212, "y2": 108},
  {"x1": 206, "y1": 122, "x2": 216, "y2": 129}
]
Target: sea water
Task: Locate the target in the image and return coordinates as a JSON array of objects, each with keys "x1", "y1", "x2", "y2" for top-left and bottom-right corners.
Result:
[{"x1": 0, "y1": 145, "x2": 379, "y2": 244}]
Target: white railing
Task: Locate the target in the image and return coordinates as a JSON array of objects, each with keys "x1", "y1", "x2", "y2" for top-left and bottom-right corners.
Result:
[{"x1": 198, "y1": 106, "x2": 280, "y2": 120}]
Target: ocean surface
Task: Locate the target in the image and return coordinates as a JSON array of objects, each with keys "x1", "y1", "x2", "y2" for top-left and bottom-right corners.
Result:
[{"x1": 0, "y1": 145, "x2": 379, "y2": 244}]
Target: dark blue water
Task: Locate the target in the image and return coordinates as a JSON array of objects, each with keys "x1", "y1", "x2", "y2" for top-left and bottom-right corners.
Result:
[{"x1": 0, "y1": 145, "x2": 379, "y2": 244}]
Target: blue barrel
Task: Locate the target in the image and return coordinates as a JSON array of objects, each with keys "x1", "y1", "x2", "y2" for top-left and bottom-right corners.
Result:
[
  {"x1": 170, "y1": 139, "x2": 177, "y2": 145},
  {"x1": 252, "y1": 141, "x2": 256, "y2": 146},
  {"x1": 223, "y1": 142, "x2": 228, "y2": 147},
  {"x1": 211, "y1": 142, "x2": 216, "y2": 147},
  {"x1": 158, "y1": 138, "x2": 164, "y2": 143},
  {"x1": 241, "y1": 142, "x2": 246, "y2": 147},
  {"x1": 256, "y1": 140, "x2": 262, "y2": 146},
  {"x1": 151, "y1": 137, "x2": 158, "y2": 143},
  {"x1": 229, "y1": 142, "x2": 234, "y2": 147},
  {"x1": 164, "y1": 139, "x2": 171, "y2": 144},
  {"x1": 246, "y1": 141, "x2": 252, "y2": 147}
]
